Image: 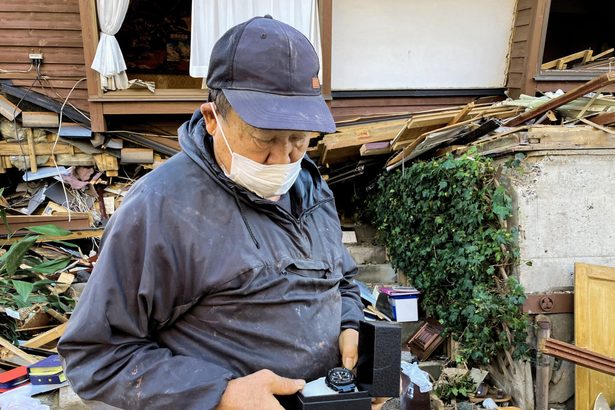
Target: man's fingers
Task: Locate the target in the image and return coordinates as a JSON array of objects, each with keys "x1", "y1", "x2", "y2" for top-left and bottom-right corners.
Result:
[
  {"x1": 339, "y1": 328, "x2": 359, "y2": 369},
  {"x1": 343, "y1": 355, "x2": 357, "y2": 370},
  {"x1": 266, "y1": 372, "x2": 305, "y2": 395}
]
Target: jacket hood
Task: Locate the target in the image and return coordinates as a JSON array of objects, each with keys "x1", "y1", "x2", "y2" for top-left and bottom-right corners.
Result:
[{"x1": 178, "y1": 109, "x2": 332, "y2": 214}]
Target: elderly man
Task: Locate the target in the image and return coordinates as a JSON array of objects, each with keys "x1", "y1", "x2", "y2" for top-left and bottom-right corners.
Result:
[{"x1": 58, "y1": 15, "x2": 367, "y2": 410}]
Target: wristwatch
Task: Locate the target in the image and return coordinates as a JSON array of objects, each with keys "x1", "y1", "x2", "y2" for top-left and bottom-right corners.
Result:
[{"x1": 325, "y1": 367, "x2": 356, "y2": 393}]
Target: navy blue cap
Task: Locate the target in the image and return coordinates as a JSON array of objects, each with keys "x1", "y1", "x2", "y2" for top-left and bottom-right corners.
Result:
[{"x1": 206, "y1": 16, "x2": 335, "y2": 133}]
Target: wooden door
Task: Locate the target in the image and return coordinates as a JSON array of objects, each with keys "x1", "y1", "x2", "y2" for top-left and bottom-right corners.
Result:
[{"x1": 575, "y1": 263, "x2": 615, "y2": 409}]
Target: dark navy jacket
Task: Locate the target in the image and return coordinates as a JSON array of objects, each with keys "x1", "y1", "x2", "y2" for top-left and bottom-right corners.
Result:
[{"x1": 58, "y1": 110, "x2": 363, "y2": 409}]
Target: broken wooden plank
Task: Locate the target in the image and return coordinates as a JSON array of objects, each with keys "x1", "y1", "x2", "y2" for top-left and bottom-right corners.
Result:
[
  {"x1": 0, "y1": 335, "x2": 38, "y2": 364},
  {"x1": 0, "y1": 80, "x2": 90, "y2": 126},
  {"x1": 507, "y1": 73, "x2": 615, "y2": 127},
  {"x1": 387, "y1": 119, "x2": 500, "y2": 170},
  {"x1": 45, "y1": 308, "x2": 69, "y2": 324},
  {"x1": 0, "y1": 213, "x2": 91, "y2": 235},
  {"x1": 25, "y1": 128, "x2": 37, "y2": 173},
  {"x1": 115, "y1": 132, "x2": 180, "y2": 157},
  {"x1": 21, "y1": 111, "x2": 60, "y2": 128},
  {"x1": 587, "y1": 111, "x2": 615, "y2": 126},
  {"x1": 590, "y1": 48, "x2": 614, "y2": 62},
  {"x1": 93, "y1": 153, "x2": 119, "y2": 172},
  {"x1": 0, "y1": 141, "x2": 73, "y2": 156},
  {"x1": 0, "y1": 95, "x2": 21, "y2": 121},
  {"x1": 578, "y1": 117, "x2": 615, "y2": 136},
  {"x1": 541, "y1": 338, "x2": 615, "y2": 377},
  {"x1": 320, "y1": 119, "x2": 407, "y2": 165},
  {"x1": 447, "y1": 101, "x2": 474, "y2": 126},
  {"x1": 392, "y1": 106, "x2": 520, "y2": 150},
  {"x1": 22, "y1": 322, "x2": 67, "y2": 348},
  {"x1": 473, "y1": 126, "x2": 615, "y2": 156},
  {"x1": 360, "y1": 141, "x2": 391, "y2": 157},
  {"x1": 121, "y1": 148, "x2": 154, "y2": 164},
  {"x1": 0, "y1": 228, "x2": 104, "y2": 245},
  {"x1": 541, "y1": 49, "x2": 593, "y2": 70}
]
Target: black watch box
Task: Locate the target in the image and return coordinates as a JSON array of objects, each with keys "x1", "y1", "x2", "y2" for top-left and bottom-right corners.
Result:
[{"x1": 279, "y1": 320, "x2": 401, "y2": 410}]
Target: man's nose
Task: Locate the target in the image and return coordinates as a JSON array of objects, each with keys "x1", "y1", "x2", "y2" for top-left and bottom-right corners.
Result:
[{"x1": 266, "y1": 139, "x2": 294, "y2": 164}]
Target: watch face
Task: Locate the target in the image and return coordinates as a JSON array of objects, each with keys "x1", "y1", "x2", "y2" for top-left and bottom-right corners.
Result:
[{"x1": 327, "y1": 367, "x2": 355, "y2": 386}]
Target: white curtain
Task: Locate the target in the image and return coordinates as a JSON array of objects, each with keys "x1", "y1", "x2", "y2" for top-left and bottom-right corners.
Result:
[
  {"x1": 190, "y1": 0, "x2": 321, "y2": 79},
  {"x1": 91, "y1": 0, "x2": 130, "y2": 91}
]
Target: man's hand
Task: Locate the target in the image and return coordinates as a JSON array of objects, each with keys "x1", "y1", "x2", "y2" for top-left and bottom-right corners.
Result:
[
  {"x1": 216, "y1": 369, "x2": 305, "y2": 410},
  {"x1": 338, "y1": 328, "x2": 359, "y2": 370},
  {"x1": 371, "y1": 397, "x2": 389, "y2": 410}
]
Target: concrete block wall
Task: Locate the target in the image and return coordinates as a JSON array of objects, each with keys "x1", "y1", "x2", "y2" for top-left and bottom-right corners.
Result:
[{"x1": 507, "y1": 150, "x2": 615, "y2": 293}]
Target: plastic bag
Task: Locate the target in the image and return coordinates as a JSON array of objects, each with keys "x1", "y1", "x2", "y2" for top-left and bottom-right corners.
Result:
[
  {"x1": 401, "y1": 361, "x2": 433, "y2": 393},
  {"x1": 0, "y1": 396, "x2": 49, "y2": 410}
]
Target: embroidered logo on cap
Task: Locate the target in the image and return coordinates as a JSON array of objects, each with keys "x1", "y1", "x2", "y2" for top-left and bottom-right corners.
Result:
[{"x1": 312, "y1": 77, "x2": 320, "y2": 89}]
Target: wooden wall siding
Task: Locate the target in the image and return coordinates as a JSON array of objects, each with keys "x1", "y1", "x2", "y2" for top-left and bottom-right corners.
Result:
[
  {"x1": 0, "y1": 0, "x2": 89, "y2": 113},
  {"x1": 506, "y1": 0, "x2": 534, "y2": 97},
  {"x1": 329, "y1": 96, "x2": 504, "y2": 122},
  {"x1": 506, "y1": 0, "x2": 550, "y2": 98}
]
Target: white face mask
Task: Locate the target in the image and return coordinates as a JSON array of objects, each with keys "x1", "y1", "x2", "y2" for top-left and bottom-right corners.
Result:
[{"x1": 211, "y1": 105, "x2": 302, "y2": 199}]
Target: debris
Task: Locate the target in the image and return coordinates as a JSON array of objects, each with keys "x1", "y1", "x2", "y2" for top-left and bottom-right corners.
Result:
[
  {"x1": 507, "y1": 72, "x2": 615, "y2": 126},
  {"x1": 541, "y1": 48, "x2": 614, "y2": 70},
  {"x1": 0, "y1": 337, "x2": 37, "y2": 365},
  {"x1": 0, "y1": 95, "x2": 21, "y2": 122},
  {"x1": 21, "y1": 113, "x2": 59, "y2": 129},
  {"x1": 407, "y1": 319, "x2": 445, "y2": 361},
  {"x1": 540, "y1": 337, "x2": 615, "y2": 376}
]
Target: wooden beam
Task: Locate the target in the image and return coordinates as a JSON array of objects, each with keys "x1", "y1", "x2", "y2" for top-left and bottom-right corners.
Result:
[
  {"x1": 25, "y1": 128, "x2": 37, "y2": 173},
  {"x1": 0, "y1": 141, "x2": 73, "y2": 156},
  {"x1": 22, "y1": 322, "x2": 67, "y2": 348},
  {"x1": 541, "y1": 49, "x2": 593, "y2": 70},
  {"x1": 590, "y1": 48, "x2": 614, "y2": 62},
  {"x1": 120, "y1": 148, "x2": 154, "y2": 164},
  {"x1": 587, "y1": 111, "x2": 615, "y2": 126},
  {"x1": 0, "y1": 82, "x2": 89, "y2": 126},
  {"x1": 578, "y1": 117, "x2": 615, "y2": 136},
  {"x1": 78, "y1": 0, "x2": 105, "y2": 132},
  {"x1": 541, "y1": 337, "x2": 615, "y2": 377},
  {"x1": 507, "y1": 73, "x2": 615, "y2": 126},
  {"x1": 447, "y1": 101, "x2": 474, "y2": 126},
  {"x1": 360, "y1": 141, "x2": 391, "y2": 156},
  {"x1": 0, "y1": 336, "x2": 38, "y2": 364},
  {"x1": 0, "y1": 95, "x2": 21, "y2": 121},
  {"x1": 320, "y1": 0, "x2": 332, "y2": 100},
  {"x1": 520, "y1": 0, "x2": 550, "y2": 95},
  {"x1": 0, "y1": 228, "x2": 104, "y2": 245},
  {"x1": 21, "y1": 112, "x2": 59, "y2": 128}
]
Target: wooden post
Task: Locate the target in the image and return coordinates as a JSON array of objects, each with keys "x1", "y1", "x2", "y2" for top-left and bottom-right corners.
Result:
[
  {"x1": 535, "y1": 315, "x2": 551, "y2": 410},
  {"x1": 26, "y1": 128, "x2": 38, "y2": 173},
  {"x1": 320, "y1": 0, "x2": 333, "y2": 104},
  {"x1": 78, "y1": 0, "x2": 107, "y2": 132}
]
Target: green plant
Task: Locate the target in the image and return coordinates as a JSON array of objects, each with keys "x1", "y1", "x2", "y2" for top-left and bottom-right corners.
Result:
[
  {"x1": 434, "y1": 373, "x2": 476, "y2": 403},
  {"x1": 366, "y1": 149, "x2": 529, "y2": 364},
  {"x1": 0, "y1": 224, "x2": 76, "y2": 341}
]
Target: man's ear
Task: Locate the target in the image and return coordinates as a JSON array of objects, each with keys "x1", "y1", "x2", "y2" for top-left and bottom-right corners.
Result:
[{"x1": 200, "y1": 102, "x2": 217, "y2": 136}]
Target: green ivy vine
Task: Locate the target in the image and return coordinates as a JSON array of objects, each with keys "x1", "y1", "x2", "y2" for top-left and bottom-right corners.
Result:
[{"x1": 366, "y1": 149, "x2": 529, "y2": 364}]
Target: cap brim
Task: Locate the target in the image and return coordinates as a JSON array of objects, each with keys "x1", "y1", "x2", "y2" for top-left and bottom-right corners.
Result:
[{"x1": 223, "y1": 89, "x2": 336, "y2": 133}]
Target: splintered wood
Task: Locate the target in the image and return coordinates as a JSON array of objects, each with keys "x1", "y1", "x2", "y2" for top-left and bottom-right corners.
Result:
[
  {"x1": 390, "y1": 104, "x2": 521, "y2": 151},
  {"x1": 0, "y1": 127, "x2": 118, "y2": 175},
  {"x1": 319, "y1": 118, "x2": 407, "y2": 166}
]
